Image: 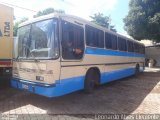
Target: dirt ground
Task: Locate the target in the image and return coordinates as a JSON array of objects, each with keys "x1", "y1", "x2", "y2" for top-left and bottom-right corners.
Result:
[{"x1": 0, "y1": 67, "x2": 160, "y2": 120}]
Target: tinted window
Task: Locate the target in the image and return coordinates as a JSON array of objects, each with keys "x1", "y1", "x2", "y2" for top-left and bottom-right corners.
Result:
[
  {"x1": 86, "y1": 25, "x2": 104, "y2": 48},
  {"x1": 62, "y1": 21, "x2": 84, "y2": 59},
  {"x1": 127, "y1": 40, "x2": 134, "y2": 52},
  {"x1": 105, "y1": 33, "x2": 117, "y2": 50},
  {"x1": 105, "y1": 32, "x2": 112, "y2": 49},
  {"x1": 142, "y1": 45, "x2": 145, "y2": 54},
  {"x1": 140, "y1": 44, "x2": 145, "y2": 54},
  {"x1": 134, "y1": 43, "x2": 140, "y2": 53},
  {"x1": 18, "y1": 19, "x2": 59, "y2": 59},
  {"x1": 118, "y1": 37, "x2": 127, "y2": 51},
  {"x1": 111, "y1": 35, "x2": 117, "y2": 50}
]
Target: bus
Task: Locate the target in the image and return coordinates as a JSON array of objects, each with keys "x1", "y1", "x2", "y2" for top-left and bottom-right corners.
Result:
[
  {"x1": 11, "y1": 14, "x2": 145, "y2": 97},
  {"x1": 0, "y1": 4, "x2": 13, "y2": 86}
]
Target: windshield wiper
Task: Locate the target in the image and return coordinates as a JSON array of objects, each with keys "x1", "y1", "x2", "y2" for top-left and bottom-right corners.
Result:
[{"x1": 23, "y1": 45, "x2": 40, "y2": 62}]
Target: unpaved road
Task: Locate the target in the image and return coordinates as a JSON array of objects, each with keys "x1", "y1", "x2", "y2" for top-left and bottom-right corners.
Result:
[{"x1": 0, "y1": 68, "x2": 160, "y2": 119}]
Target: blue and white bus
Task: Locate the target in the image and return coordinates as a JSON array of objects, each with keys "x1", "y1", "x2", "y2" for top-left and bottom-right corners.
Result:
[{"x1": 11, "y1": 14, "x2": 145, "y2": 97}]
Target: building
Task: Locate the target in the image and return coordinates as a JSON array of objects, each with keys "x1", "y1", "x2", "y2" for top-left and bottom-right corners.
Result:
[{"x1": 141, "y1": 40, "x2": 160, "y2": 67}]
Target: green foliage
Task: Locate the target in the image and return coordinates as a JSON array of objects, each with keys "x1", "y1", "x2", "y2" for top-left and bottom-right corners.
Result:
[
  {"x1": 13, "y1": 17, "x2": 28, "y2": 36},
  {"x1": 90, "y1": 13, "x2": 117, "y2": 32},
  {"x1": 33, "y1": 8, "x2": 65, "y2": 18},
  {"x1": 124, "y1": 0, "x2": 160, "y2": 42}
]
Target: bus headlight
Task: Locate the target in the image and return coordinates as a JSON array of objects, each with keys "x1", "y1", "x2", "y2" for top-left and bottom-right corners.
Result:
[{"x1": 36, "y1": 76, "x2": 44, "y2": 81}]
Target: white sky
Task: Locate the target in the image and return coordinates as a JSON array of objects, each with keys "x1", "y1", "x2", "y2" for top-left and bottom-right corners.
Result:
[
  {"x1": 0, "y1": 0, "x2": 117, "y2": 20},
  {"x1": 0, "y1": 0, "x2": 130, "y2": 35},
  {"x1": 63, "y1": 0, "x2": 117, "y2": 20}
]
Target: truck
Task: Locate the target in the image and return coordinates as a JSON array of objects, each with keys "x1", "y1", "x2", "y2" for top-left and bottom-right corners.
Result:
[{"x1": 0, "y1": 4, "x2": 13, "y2": 86}]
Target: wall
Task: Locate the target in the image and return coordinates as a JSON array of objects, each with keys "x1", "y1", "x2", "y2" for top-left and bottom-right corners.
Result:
[{"x1": 145, "y1": 47, "x2": 160, "y2": 67}]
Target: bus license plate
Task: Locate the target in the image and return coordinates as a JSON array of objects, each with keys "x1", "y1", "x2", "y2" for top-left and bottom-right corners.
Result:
[{"x1": 22, "y1": 84, "x2": 29, "y2": 90}]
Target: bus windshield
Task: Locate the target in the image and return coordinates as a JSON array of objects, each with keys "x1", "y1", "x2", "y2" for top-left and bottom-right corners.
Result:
[{"x1": 17, "y1": 19, "x2": 59, "y2": 59}]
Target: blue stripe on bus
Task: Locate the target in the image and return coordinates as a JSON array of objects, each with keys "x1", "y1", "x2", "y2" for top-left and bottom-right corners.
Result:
[
  {"x1": 100, "y1": 68, "x2": 135, "y2": 84},
  {"x1": 11, "y1": 67, "x2": 143, "y2": 97},
  {"x1": 85, "y1": 47, "x2": 145, "y2": 58}
]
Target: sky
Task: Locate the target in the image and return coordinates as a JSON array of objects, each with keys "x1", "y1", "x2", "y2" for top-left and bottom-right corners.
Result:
[{"x1": 0, "y1": 0, "x2": 130, "y2": 35}]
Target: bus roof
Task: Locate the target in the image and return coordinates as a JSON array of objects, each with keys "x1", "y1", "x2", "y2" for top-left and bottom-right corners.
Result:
[{"x1": 19, "y1": 13, "x2": 144, "y2": 46}]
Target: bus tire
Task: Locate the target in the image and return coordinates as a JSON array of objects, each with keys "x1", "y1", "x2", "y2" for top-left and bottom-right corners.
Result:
[{"x1": 84, "y1": 69, "x2": 99, "y2": 93}]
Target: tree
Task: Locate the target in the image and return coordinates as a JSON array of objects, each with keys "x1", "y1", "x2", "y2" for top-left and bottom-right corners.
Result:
[
  {"x1": 124, "y1": 0, "x2": 160, "y2": 43},
  {"x1": 13, "y1": 17, "x2": 28, "y2": 36},
  {"x1": 90, "y1": 13, "x2": 117, "y2": 32},
  {"x1": 33, "y1": 8, "x2": 65, "y2": 18}
]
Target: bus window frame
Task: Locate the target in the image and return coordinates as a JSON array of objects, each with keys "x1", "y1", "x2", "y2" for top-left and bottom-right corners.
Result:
[
  {"x1": 117, "y1": 36, "x2": 127, "y2": 52},
  {"x1": 104, "y1": 31, "x2": 119, "y2": 52},
  {"x1": 60, "y1": 19, "x2": 85, "y2": 62},
  {"x1": 85, "y1": 25, "x2": 104, "y2": 48},
  {"x1": 127, "y1": 39, "x2": 135, "y2": 53},
  {"x1": 17, "y1": 18, "x2": 60, "y2": 61}
]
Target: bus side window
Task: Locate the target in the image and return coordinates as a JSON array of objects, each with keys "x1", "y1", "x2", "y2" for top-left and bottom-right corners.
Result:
[
  {"x1": 62, "y1": 21, "x2": 84, "y2": 60},
  {"x1": 111, "y1": 34, "x2": 117, "y2": 50},
  {"x1": 127, "y1": 40, "x2": 134, "y2": 52},
  {"x1": 105, "y1": 33, "x2": 117, "y2": 50},
  {"x1": 134, "y1": 43, "x2": 139, "y2": 53},
  {"x1": 86, "y1": 25, "x2": 104, "y2": 48},
  {"x1": 142, "y1": 45, "x2": 145, "y2": 54},
  {"x1": 105, "y1": 32, "x2": 112, "y2": 49},
  {"x1": 118, "y1": 37, "x2": 127, "y2": 51}
]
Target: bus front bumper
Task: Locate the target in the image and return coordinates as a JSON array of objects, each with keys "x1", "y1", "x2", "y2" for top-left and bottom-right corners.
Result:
[
  {"x1": 11, "y1": 79, "x2": 64, "y2": 97},
  {"x1": 11, "y1": 76, "x2": 84, "y2": 98}
]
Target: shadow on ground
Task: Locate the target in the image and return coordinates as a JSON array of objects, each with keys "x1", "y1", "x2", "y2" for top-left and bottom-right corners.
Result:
[{"x1": 0, "y1": 70, "x2": 160, "y2": 119}]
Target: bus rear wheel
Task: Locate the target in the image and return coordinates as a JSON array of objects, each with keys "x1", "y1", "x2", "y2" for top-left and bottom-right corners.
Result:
[{"x1": 84, "y1": 69, "x2": 99, "y2": 93}]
